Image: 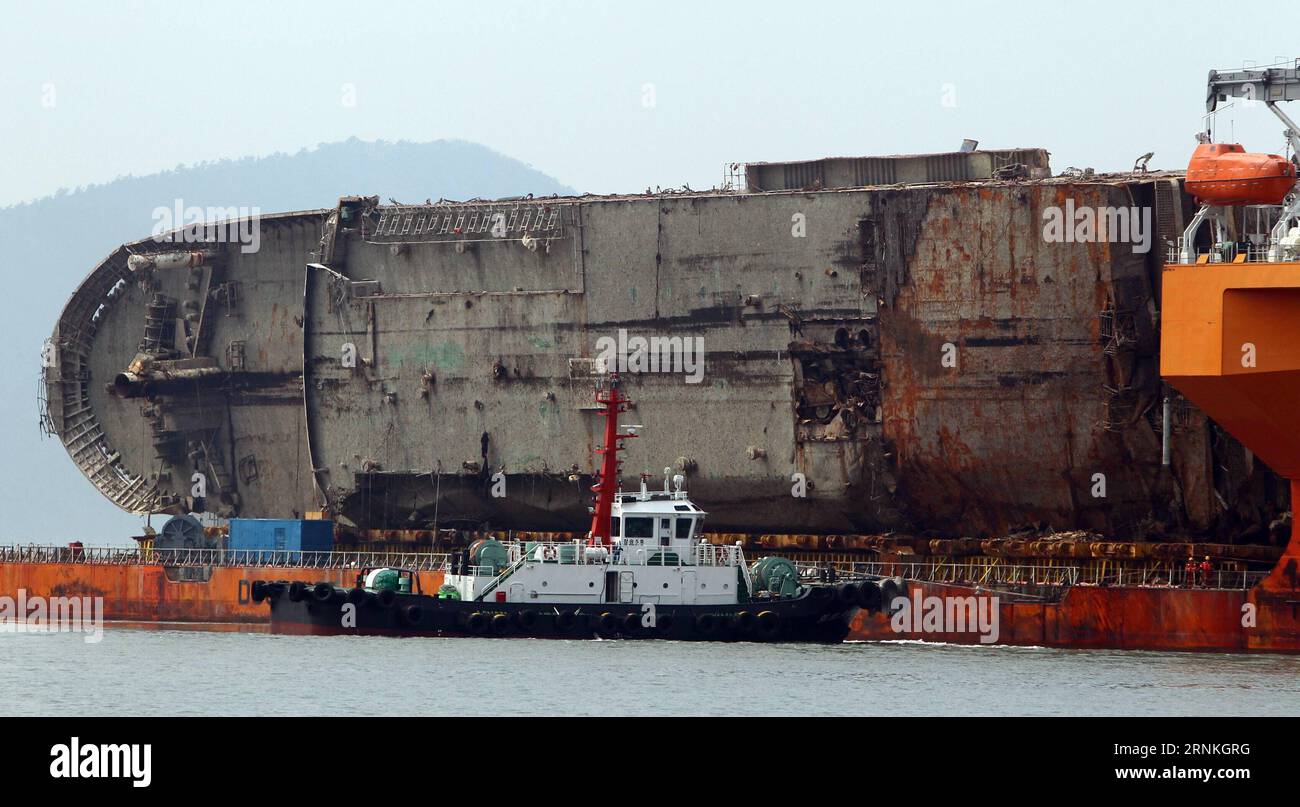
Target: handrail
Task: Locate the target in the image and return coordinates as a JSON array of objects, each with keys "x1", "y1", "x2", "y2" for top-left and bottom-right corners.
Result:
[
  {"x1": 0, "y1": 545, "x2": 450, "y2": 571},
  {"x1": 1169, "y1": 236, "x2": 1297, "y2": 266},
  {"x1": 469, "y1": 540, "x2": 749, "y2": 600},
  {"x1": 492, "y1": 539, "x2": 745, "y2": 568},
  {"x1": 475, "y1": 551, "x2": 534, "y2": 601},
  {"x1": 823, "y1": 559, "x2": 1265, "y2": 592},
  {"x1": 0, "y1": 545, "x2": 1267, "y2": 590}
]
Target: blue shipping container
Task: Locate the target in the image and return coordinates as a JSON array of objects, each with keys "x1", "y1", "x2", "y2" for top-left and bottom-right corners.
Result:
[{"x1": 227, "y1": 519, "x2": 334, "y2": 562}]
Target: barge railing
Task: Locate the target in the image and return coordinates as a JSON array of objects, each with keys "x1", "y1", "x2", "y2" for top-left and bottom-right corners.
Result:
[
  {"x1": 821, "y1": 559, "x2": 1267, "y2": 592},
  {"x1": 0, "y1": 545, "x2": 1269, "y2": 590},
  {"x1": 0, "y1": 545, "x2": 450, "y2": 571}
]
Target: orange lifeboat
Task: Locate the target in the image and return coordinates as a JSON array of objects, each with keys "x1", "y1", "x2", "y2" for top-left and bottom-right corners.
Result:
[{"x1": 1185, "y1": 143, "x2": 1296, "y2": 205}]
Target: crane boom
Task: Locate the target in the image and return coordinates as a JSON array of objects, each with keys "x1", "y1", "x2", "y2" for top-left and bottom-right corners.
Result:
[
  {"x1": 1207, "y1": 65, "x2": 1300, "y2": 112},
  {"x1": 1207, "y1": 63, "x2": 1300, "y2": 155}
]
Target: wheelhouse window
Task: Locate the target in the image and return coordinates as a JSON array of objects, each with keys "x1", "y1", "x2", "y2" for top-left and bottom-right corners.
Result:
[
  {"x1": 610, "y1": 516, "x2": 621, "y2": 538},
  {"x1": 624, "y1": 517, "x2": 654, "y2": 539},
  {"x1": 675, "y1": 517, "x2": 694, "y2": 539}
]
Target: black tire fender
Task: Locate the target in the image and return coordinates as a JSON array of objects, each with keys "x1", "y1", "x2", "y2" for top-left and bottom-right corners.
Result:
[
  {"x1": 734, "y1": 610, "x2": 756, "y2": 633},
  {"x1": 755, "y1": 609, "x2": 781, "y2": 639},
  {"x1": 401, "y1": 604, "x2": 424, "y2": 626},
  {"x1": 880, "y1": 578, "x2": 902, "y2": 613},
  {"x1": 597, "y1": 612, "x2": 618, "y2": 636},
  {"x1": 856, "y1": 580, "x2": 882, "y2": 612}
]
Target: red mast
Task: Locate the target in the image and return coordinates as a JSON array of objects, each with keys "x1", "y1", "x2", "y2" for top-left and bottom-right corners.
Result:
[{"x1": 588, "y1": 373, "x2": 635, "y2": 545}]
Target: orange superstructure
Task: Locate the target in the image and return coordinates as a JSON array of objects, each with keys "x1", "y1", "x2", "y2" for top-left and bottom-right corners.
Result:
[
  {"x1": 1161, "y1": 261, "x2": 1300, "y2": 651},
  {"x1": 1153, "y1": 62, "x2": 1300, "y2": 649}
]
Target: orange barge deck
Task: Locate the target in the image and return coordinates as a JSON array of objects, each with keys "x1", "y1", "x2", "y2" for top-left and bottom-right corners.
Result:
[
  {"x1": 0, "y1": 548, "x2": 445, "y2": 625},
  {"x1": 3, "y1": 544, "x2": 1298, "y2": 651},
  {"x1": 849, "y1": 572, "x2": 1300, "y2": 652}
]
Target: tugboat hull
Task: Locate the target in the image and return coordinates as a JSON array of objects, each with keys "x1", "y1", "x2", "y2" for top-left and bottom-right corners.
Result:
[{"x1": 261, "y1": 582, "x2": 860, "y2": 643}]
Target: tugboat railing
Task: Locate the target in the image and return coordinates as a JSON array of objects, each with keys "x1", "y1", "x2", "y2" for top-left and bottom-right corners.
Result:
[
  {"x1": 467, "y1": 540, "x2": 751, "y2": 601},
  {"x1": 475, "y1": 553, "x2": 533, "y2": 601},
  {"x1": 495, "y1": 539, "x2": 746, "y2": 568}
]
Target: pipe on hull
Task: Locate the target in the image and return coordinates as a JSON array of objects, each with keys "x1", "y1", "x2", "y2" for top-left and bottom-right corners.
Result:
[{"x1": 112, "y1": 366, "x2": 224, "y2": 398}]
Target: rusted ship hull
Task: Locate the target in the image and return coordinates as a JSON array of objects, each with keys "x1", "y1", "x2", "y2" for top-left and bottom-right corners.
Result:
[
  {"x1": 849, "y1": 582, "x2": 1283, "y2": 652},
  {"x1": 847, "y1": 520, "x2": 1300, "y2": 651},
  {"x1": 42, "y1": 150, "x2": 1287, "y2": 542}
]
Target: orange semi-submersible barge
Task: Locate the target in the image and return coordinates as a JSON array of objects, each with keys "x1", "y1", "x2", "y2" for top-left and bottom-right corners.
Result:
[{"x1": 8, "y1": 63, "x2": 1300, "y2": 651}]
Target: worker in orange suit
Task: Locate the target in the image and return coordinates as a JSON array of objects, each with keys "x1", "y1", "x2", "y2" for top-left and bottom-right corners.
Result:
[
  {"x1": 1184, "y1": 557, "x2": 1197, "y2": 588},
  {"x1": 1199, "y1": 556, "x2": 1213, "y2": 588}
]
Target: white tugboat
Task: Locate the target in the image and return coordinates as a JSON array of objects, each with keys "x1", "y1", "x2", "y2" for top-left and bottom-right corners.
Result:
[{"x1": 259, "y1": 375, "x2": 888, "y2": 641}]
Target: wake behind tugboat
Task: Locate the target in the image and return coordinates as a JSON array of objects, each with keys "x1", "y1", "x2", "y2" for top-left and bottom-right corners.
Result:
[{"x1": 258, "y1": 375, "x2": 897, "y2": 642}]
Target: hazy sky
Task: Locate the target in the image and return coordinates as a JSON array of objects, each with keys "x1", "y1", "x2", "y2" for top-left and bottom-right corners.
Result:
[{"x1": 2, "y1": 0, "x2": 1296, "y2": 207}]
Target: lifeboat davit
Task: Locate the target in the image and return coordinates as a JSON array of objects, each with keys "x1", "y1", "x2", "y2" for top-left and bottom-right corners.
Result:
[{"x1": 1185, "y1": 143, "x2": 1297, "y2": 205}]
